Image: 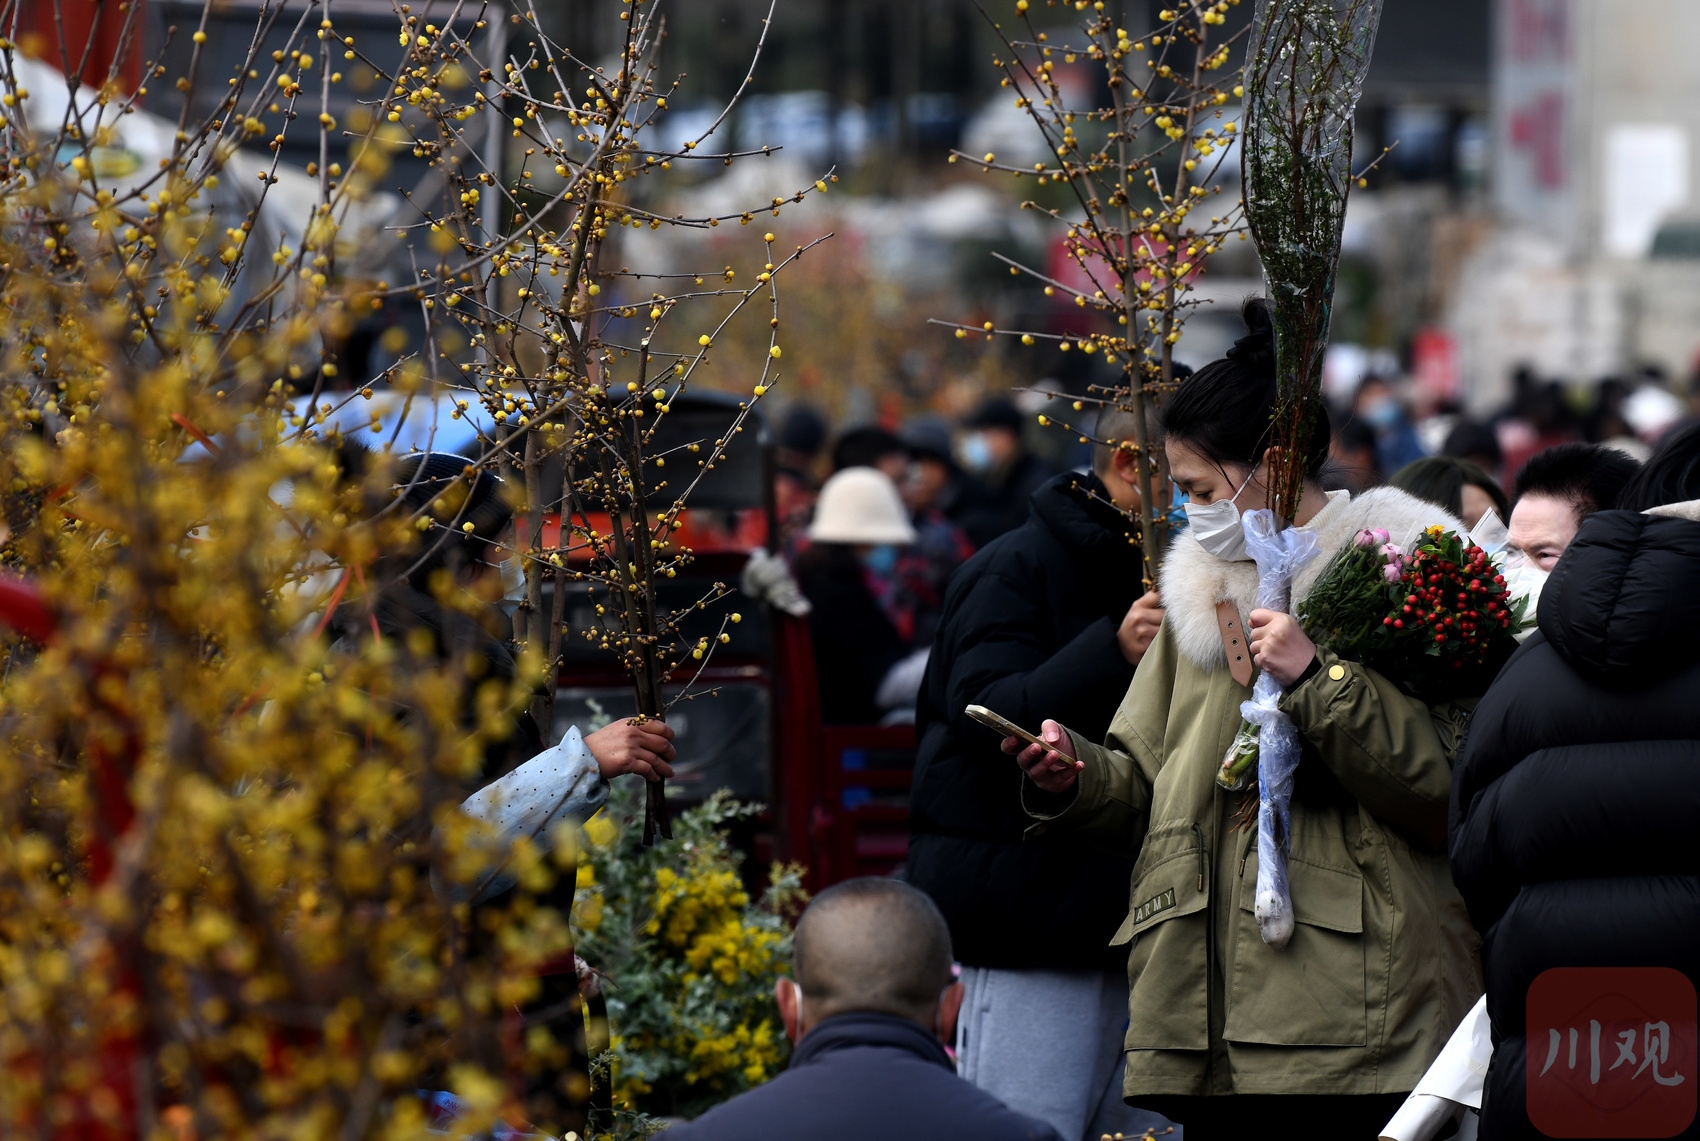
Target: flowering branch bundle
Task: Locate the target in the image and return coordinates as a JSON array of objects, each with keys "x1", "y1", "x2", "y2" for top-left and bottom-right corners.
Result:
[
  {"x1": 1240, "y1": 0, "x2": 1383, "y2": 520},
  {"x1": 0, "y1": 0, "x2": 812, "y2": 1133},
  {"x1": 571, "y1": 785, "x2": 805, "y2": 1121},
  {"x1": 388, "y1": 0, "x2": 830, "y2": 845},
  {"x1": 937, "y1": 0, "x2": 1252, "y2": 583}
]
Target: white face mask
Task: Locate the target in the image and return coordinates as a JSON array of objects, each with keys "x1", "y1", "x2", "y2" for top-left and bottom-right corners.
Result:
[
  {"x1": 1501, "y1": 551, "x2": 1549, "y2": 641},
  {"x1": 501, "y1": 549, "x2": 526, "y2": 602},
  {"x1": 1185, "y1": 467, "x2": 1259, "y2": 562}
]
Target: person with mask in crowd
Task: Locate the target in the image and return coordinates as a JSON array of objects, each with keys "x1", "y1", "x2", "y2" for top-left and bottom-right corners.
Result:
[
  {"x1": 665, "y1": 878, "x2": 1062, "y2": 1141},
  {"x1": 1389, "y1": 455, "x2": 1508, "y2": 530},
  {"x1": 885, "y1": 416, "x2": 978, "y2": 648},
  {"x1": 823, "y1": 425, "x2": 943, "y2": 644},
  {"x1": 957, "y1": 397, "x2": 1059, "y2": 546},
  {"x1": 1503, "y1": 443, "x2": 1641, "y2": 635},
  {"x1": 793, "y1": 466, "x2": 919, "y2": 723},
  {"x1": 1006, "y1": 300, "x2": 1483, "y2": 1137},
  {"x1": 906, "y1": 403, "x2": 1166, "y2": 1141},
  {"x1": 902, "y1": 415, "x2": 994, "y2": 534},
  {"x1": 1353, "y1": 376, "x2": 1428, "y2": 476},
  {"x1": 1449, "y1": 421, "x2": 1700, "y2": 1140}
]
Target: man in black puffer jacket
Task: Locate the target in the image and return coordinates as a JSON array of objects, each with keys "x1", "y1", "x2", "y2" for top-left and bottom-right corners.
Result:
[
  {"x1": 1451, "y1": 423, "x2": 1700, "y2": 1141},
  {"x1": 906, "y1": 408, "x2": 1166, "y2": 1141}
]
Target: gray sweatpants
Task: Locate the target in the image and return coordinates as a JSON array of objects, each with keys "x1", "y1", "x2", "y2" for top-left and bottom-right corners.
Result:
[{"x1": 955, "y1": 966, "x2": 1178, "y2": 1141}]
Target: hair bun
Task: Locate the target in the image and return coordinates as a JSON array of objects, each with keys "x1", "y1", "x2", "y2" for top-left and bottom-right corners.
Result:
[{"x1": 1224, "y1": 297, "x2": 1276, "y2": 375}]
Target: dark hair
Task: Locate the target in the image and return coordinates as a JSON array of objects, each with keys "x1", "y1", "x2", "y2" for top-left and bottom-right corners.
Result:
[
  {"x1": 779, "y1": 402, "x2": 828, "y2": 457},
  {"x1": 1161, "y1": 298, "x2": 1330, "y2": 478},
  {"x1": 965, "y1": 397, "x2": 1025, "y2": 434},
  {"x1": 1441, "y1": 418, "x2": 1503, "y2": 471},
  {"x1": 1616, "y1": 421, "x2": 1700, "y2": 510},
  {"x1": 793, "y1": 877, "x2": 953, "y2": 1020},
  {"x1": 1389, "y1": 456, "x2": 1508, "y2": 522},
  {"x1": 1510, "y1": 442, "x2": 1641, "y2": 518},
  {"x1": 831, "y1": 426, "x2": 907, "y2": 473}
]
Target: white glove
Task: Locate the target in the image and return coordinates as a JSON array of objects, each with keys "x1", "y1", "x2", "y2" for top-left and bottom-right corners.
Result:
[{"x1": 741, "y1": 548, "x2": 813, "y2": 616}]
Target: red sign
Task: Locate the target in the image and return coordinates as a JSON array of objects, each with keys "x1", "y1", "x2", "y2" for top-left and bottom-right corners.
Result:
[
  {"x1": 1527, "y1": 968, "x2": 1697, "y2": 1138},
  {"x1": 1409, "y1": 327, "x2": 1460, "y2": 409}
]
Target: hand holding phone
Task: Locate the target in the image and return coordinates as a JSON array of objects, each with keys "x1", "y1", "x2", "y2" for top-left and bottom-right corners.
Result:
[
  {"x1": 966, "y1": 705, "x2": 1083, "y2": 792},
  {"x1": 965, "y1": 704, "x2": 1049, "y2": 750}
]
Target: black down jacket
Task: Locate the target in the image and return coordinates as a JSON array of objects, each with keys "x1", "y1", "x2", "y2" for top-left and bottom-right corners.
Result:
[
  {"x1": 1450, "y1": 506, "x2": 1700, "y2": 1140},
  {"x1": 907, "y1": 472, "x2": 1141, "y2": 971}
]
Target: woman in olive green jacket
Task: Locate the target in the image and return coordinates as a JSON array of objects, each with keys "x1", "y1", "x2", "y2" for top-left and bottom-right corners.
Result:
[{"x1": 1010, "y1": 307, "x2": 1482, "y2": 1136}]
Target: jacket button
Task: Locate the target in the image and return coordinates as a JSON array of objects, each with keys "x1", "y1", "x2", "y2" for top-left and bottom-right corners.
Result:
[{"x1": 1328, "y1": 663, "x2": 1347, "y2": 681}]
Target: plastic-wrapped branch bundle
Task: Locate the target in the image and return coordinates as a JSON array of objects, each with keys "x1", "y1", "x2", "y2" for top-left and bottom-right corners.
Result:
[
  {"x1": 1239, "y1": 509, "x2": 1319, "y2": 948},
  {"x1": 1241, "y1": 0, "x2": 1384, "y2": 516}
]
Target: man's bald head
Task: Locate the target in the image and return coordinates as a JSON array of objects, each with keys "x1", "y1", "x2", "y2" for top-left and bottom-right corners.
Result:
[{"x1": 792, "y1": 878, "x2": 953, "y2": 1023}]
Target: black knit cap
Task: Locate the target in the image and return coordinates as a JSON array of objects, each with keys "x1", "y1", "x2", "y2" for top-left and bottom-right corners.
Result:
[{"x1": 391, "y1": 451, "x2": 512, "y2": 588}]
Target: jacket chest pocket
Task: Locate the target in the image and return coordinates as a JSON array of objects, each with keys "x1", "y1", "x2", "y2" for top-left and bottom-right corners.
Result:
[
  {"x1": 1115, "y1": 848, "x2": 1211, "y2": 1052},
  {"x1": 1223, "y1": 853, "x2": 1367, "y2": 1047}
]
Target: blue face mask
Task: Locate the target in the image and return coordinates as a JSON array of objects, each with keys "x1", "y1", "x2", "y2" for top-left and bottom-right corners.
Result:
[
  {"x1": 1169, "y1": 485, "x2": 1191, "y2": 531},
  {"x1": 1363, "y1": 398, "x2": 1403, "y2": 431},
  {"x1": 861, "y1": 544, "x2": 900, "y2": 578},
  {"x1": 959, "y1": 431, "x2": 994, "y2": 474}
]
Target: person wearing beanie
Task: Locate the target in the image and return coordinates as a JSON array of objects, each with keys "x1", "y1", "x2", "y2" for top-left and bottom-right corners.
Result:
[
  {"x1": 958, "y1": 398, "x2": 1059, "y2": 546},
  {"x1": 864, "y1": 417, "x2": 979, "y2": 649},
  {"x1": 776, "y1": 403, "x2": 830, "y2": 555},
  {"x1": 793, "y1": 467, "x2": 920, "y2": 724}
]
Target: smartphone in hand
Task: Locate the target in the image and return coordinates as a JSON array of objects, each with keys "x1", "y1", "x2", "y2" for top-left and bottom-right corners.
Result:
[{"x1": 964, "y1": 704, "x2": 1050, "y2": 751}]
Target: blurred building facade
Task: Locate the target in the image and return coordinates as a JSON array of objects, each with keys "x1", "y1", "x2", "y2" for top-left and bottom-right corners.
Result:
[{"x1": 1453, "y1": 0, "x2": 1700, "y2": 412}]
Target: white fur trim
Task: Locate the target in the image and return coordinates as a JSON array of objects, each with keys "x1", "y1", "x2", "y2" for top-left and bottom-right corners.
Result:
[
  {"x1": 1646, "y1": 499, "x2": 1700, "y2": 522},
  {"x1": 1159, "y1": 487, "x2": 1463, "y2": 672}
]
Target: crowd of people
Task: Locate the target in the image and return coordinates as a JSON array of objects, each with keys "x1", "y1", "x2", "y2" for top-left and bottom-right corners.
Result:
[
  {"x1": 739, "y1": 297, "x2": 1700, "y2": 1140},
  {"x1": 777, "y1": 329, "x2": 1700, "y2": 736}
]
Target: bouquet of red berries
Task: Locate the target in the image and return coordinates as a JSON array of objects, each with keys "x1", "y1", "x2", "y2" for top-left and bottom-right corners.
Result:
[
  {"x1": 1217, "y1": 525, "x2": 1523, "y2": 792},
  {"x1": 1299, "y1": 524, "x2": 1525, "y2": 700}
]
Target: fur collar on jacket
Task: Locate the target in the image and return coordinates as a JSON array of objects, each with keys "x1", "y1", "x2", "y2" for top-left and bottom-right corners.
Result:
[
  {"x1": 1647, "y1": 498, "x2": 1700, "y2": 522},
  {"x1": 1158, "y1": 486, "x2": 1463, "y2": 672}
]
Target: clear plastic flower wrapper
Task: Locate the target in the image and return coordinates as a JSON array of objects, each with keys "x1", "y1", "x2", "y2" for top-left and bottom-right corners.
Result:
[
  {"x1": 1218, "y1": 720, "x2": 1261, "y2": 792},
  {"x1": 1240, "y1": 509, "x2": 1320, "y2": 950}
]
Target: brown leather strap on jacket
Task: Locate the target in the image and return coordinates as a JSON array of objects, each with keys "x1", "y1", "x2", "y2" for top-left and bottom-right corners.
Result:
[{"x1": 1216, "y1": 600, "x2": 1253, "y2": 687}]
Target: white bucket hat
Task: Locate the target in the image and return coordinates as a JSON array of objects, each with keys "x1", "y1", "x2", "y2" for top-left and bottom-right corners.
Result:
[{"x1": 807, "y1": 466, "x2": 918, "y2": 545}]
